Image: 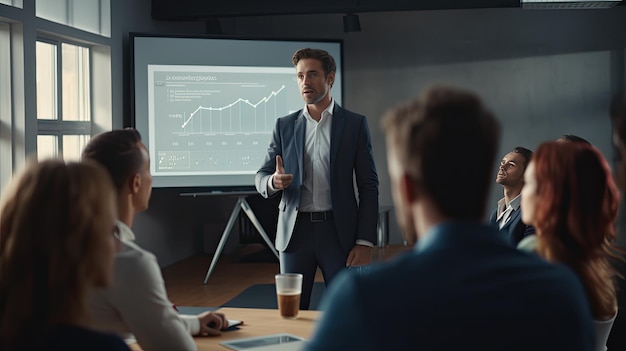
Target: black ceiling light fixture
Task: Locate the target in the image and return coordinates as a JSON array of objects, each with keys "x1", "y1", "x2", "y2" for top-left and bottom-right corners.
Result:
[{"x1": 343, "y1": 13, "x2": 361, "y2": 32}]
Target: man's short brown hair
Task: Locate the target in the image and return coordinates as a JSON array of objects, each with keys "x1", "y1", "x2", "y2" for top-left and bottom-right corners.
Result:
[
  {"x1": 292, "y1": 48, "x2": 336, "y2": 77},
  {"x1": 381, "y1": 85, "x2": 500, "y2": 220},
  {"x1": 81, "y1": 128, "x2": 144, "y2": 193}
]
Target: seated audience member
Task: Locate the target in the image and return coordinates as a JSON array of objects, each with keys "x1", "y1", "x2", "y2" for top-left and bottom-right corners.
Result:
[
  {"x1": 520, "y1": 141, "x2": 621, "y2": 351},
  {"x1": 607, "y1": 96, "x2": 626, "y2": 351},
  {"x1": 82, "y1": 129, "x2": 228, "y2": 351},
  {"x1": 304, "y1": 85, "x2": 594, "y2": 351},
  {"x1": 0, "y1": 159, "x2": 130, "y2": 351},
  {"x1": 517, "y1": 133, "x2": 591, "y2": 252},
  {"x1": 489, "y1": 147, "x2": 535, "y2": 246}
]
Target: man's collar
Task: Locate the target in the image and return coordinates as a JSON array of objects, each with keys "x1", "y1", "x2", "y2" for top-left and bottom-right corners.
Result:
[
  {"x1": 303, "y1": 98, "x2": 334, "y2": 120},
  {"x1": 498, "y1": 193, "x2": 521, "y2": 211},
  {"x1": 115, "y1": 220, "x2": 136, "y2": 242},
  {"x1": 508, "y1": 194, "x2": 521, "y2": 210},
  {"x1": 497, "y1": 197, "x2": 507, "y2": 212},
  {"x1": 414, "y1": 221, "x2": 498, "y2": 253}
]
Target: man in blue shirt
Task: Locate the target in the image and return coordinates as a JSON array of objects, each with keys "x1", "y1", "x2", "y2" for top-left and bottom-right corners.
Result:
[{"x1": 305, "y1": 85, "x2": 594, "y2": 351}]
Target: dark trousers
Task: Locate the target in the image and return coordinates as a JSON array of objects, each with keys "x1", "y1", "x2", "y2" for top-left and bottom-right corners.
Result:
[{"x1": 279, "y1": 212, "x2": 348, "y2": 310}]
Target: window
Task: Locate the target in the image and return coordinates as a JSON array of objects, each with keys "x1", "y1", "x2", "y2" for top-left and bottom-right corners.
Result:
[
  {"x1": 36, "y1": 0, "x2": 111, "y2": 37},
  {"x1": 0, "y1": 0, "x2": 111, "y2": 198},
  {"x1": 36, "y1": 39, "x2": 91, "y2": 161},
  {"x1": 0, "y1": 22, "x2": 11, "y2": 192},
  {"x1": 0, "y1": 0, "x2": 23, "y2": 8}
]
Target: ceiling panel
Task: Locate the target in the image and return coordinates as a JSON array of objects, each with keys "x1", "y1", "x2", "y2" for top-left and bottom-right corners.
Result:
[{"x1": 152, "y1": 0, "x2": 528, "y2": 20}]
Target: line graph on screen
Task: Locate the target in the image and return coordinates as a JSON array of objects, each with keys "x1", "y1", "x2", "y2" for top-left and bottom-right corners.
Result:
[{"x1": 147, "y1": 65, "x2": 302, "y2": 175}]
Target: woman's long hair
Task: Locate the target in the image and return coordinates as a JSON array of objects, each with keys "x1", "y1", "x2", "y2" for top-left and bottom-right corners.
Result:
[
  {"x1": 0, "y1": 159, "x2": 116, "y2": 349},
  {"x1": 532, "y1": 141, "x2": 621, "y2": 319}
]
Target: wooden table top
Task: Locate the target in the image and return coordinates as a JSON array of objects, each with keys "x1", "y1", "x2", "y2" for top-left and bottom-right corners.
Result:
[{"x1": 130, "y1": 307, "x2": 321, "y2": 350}]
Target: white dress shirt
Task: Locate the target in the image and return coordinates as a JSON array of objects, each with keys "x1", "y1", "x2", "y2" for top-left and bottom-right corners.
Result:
[
  {"x1": 267, "y1": 100, "x2": 333, "y2": 211},
  {"x1": 496, "y1": 194, "x2": 521, "y2": 230},
  {"x1": 268, "y1": 100, "x2": 372, "y2": 247},
  {"x1": 299, "y1": 100, "x2": 333, "y2": 212},
  {"x1": 89, "y1": 221, "x2": 200, "y2": 351}
]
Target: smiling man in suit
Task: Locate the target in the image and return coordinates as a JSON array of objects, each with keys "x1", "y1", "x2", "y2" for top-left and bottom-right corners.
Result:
[
  {"x1": 490, "y1": 146, "x2": 535, "y2": 246},
  {"x1": 256, "y1": 48, "x2": 379, "y2": 310}
]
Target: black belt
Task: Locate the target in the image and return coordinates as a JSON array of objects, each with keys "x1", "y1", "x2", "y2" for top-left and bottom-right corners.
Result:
[{"x1": 298, "y1": 211, "x2": 333, "y2": 222}]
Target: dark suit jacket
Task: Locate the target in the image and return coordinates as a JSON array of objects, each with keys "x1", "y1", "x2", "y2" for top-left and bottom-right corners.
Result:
[
  {"x1": 305, "y1": 222, "x2": 594, "y2": 351},
  {"x1": 255, "y1": 103, "x2": 379, "y2": 253},
  {"x1": 489, "y1": 206, "x2": 535, "y2": 246}
]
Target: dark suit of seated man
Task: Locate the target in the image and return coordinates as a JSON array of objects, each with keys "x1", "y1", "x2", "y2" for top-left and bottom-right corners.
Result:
[
  {"x1": 490, "y1": 147, "x2": 535, "y2": 246},
  {"x1": 489, "y1": 198, "x2": 535, "y2": 246},
  {"x1": 304, "y1": 86, "x2": 594, "y2": 351}
]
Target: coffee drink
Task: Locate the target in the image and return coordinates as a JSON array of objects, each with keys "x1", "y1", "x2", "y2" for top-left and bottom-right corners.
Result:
[{"x1": 277, "y1": 290, "x2": 301, "y2": 319}]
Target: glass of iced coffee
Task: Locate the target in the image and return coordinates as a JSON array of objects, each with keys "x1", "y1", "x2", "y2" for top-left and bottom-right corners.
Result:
[{"x1": 275, "y1": 273, "x2": 302, "y2": 319}]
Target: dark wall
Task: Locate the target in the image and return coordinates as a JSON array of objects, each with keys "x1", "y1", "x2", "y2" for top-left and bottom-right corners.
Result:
[
  {"x1": 110, "y1": 0, "x2": 206, "y2": 266},
  {"x1": 216, "y1": 8, "x2": 626, "y2": 245},
  {"x1": 117, "y1": 4, "x2": 626, "y2": 266},
  {"x1": 113, "y1": 6, "x2": 626, "y2": 348},
  {"x1": 104, "y1": 6, "x2": 626, "y2": 349}
]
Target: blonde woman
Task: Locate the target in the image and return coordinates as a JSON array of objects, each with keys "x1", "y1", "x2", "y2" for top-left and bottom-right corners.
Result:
[{"x1": 0, "y1": 159, "x2": 130, "y2": 351}]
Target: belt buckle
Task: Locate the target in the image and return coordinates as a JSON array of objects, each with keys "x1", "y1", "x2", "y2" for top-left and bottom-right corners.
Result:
[{"x1": 310, "y1": 212, "x2": 325, "y2": 222}]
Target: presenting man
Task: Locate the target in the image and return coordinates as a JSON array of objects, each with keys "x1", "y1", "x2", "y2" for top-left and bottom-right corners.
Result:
[
  {"x1": 305, "y1": 85, "x2": 594, "y2": 351},
  {"x1": 256, "y1": 48, "x2": 379, "y2": 310},
  {"x1": 490, "y1": 146, "x2": 535, "y2": 246}
]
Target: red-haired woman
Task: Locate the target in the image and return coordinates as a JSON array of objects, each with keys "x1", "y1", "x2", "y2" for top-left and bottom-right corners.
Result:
[{"x1": 520, "y1": 141, "x2": 621, "y2": 351}]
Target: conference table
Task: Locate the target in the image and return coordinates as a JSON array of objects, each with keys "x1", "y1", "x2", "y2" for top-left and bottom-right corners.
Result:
[{"x1": 129, "y1": 307, "x2": 321, "y2": 350}]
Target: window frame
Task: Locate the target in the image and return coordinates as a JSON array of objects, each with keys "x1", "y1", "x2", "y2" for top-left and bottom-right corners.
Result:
[
  {"x1": 0, "y1": 0, "x2": 112, "y2": 198},
  {"x1": 0, "y1": 21, "x2": 12, "y2": 191},
  {"x1": 36, "y1": 36, "x2": 92, "y2": 159},
  {"x1": 0, "y1": 0, "x2": 23, "y2": 8}
]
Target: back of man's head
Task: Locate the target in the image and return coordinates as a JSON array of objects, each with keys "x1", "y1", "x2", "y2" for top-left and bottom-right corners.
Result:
[
  {"x1": 381, "y1": 85, "x2": 500, "y2": 220},
  {"x1": 81, "y1": 128, "x2": 144, "y2": 193}
]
